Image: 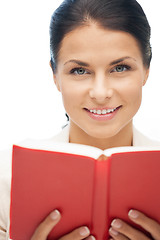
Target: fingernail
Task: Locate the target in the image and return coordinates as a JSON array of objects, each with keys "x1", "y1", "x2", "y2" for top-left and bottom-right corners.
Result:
[
  {"x1": 79, "y1": 226, "x2": 90, "y2": 236},
  {"x1": 111, "y1": 219, "x2": 122, "y2": 229},
  {"x1": 109, "y1": 227, "x2": 119, "y2": 236},
  {"x1": 89, "y1": 236, "x2": 96, "y2": 240},
  {"x1": 50, "y1": 210, "x2": 60, "y2": 220},
  {"x1": 128, "y1": 209, "x2": 139, "y2": 219}
]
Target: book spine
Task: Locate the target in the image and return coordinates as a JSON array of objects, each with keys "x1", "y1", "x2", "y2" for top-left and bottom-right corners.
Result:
[{"x1": 91, "y1": 157, "x2": 110, "y2": 240}]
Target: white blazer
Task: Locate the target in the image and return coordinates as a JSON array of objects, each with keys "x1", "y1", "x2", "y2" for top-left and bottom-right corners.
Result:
[{"x1": 0, "y1": 123, "x2": 159, "y2": 240}]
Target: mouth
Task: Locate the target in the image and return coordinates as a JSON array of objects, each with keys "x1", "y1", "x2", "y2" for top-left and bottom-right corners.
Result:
[
  {"x1": 84, "y1": 105, "x2": 122, "y2": 121},
  {"x1": 84, "y1": 105, "x2": 122, "y2": 115}
]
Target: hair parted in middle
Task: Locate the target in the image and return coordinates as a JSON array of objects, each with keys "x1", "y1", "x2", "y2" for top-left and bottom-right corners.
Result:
[{"x1": 50, "y1": 0, "x2": 152, "y2": 73}]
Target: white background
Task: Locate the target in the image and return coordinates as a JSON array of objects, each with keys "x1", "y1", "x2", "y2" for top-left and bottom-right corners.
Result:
[{"x1": 0, "y1": 0, "x2": 160, "y2": 150}]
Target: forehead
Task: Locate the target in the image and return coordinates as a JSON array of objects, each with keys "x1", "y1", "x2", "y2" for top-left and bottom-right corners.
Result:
[{"x1": 58, "y1": 23, "x2": 142, "y2": 64}]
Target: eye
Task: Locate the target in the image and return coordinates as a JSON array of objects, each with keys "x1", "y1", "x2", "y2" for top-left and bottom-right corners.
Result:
[
  {"x1": 111, "y1": 65, "x2": 131, "y2": 73},
  {"x1": 70, "y1": 67, "x2": 88, "y2": 75}
]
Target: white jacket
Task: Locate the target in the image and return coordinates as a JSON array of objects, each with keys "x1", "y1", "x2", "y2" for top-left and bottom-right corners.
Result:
[{"x1": 0, "y1": 123, "x2": 159, "y2": 240}]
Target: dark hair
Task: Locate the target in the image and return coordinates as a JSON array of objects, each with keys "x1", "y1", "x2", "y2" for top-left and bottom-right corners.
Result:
[{"x1": 50, "y1": 0, "x2": 152, "y2": 73}]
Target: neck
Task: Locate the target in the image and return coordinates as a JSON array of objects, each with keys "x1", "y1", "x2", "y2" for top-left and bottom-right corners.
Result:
[{"x1": 69, "y1": 121, "x2": 133, "y2": 150}]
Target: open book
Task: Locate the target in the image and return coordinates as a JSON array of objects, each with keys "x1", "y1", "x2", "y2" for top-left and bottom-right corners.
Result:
[{"x1": 9, "y1": 140, "x2": 160, "y2": 240}]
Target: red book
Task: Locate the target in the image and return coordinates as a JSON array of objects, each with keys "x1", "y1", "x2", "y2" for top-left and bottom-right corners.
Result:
[{"x1": 9, "y1": 140, "x2": 160, "y2": 240}]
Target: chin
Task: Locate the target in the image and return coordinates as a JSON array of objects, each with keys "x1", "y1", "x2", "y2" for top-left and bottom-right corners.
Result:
[{"x1": 85, "y1": 126, "x2": 120, "y2": 139}]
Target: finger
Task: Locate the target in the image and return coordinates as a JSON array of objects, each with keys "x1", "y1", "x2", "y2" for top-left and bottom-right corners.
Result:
[
  {"x1": 31, "y1": 209, "x2": 61, "y2": 240},
  {"x1": 59, "y1": 226, "x2": 90, "y2": 240},
  {"x1": 128, "y1": 209, "x2": 160, "y2": 240},
  {"x1": 111, "y1": 218, "x2": 150, "y2": 240},
  {"x1": 109, "y1": 227, "x2": 129, "y2": 240}
]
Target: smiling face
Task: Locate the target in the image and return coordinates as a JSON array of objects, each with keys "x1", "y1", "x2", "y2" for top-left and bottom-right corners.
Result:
[{"x1": 53, "y1": 23, "x2": 149, "y2": 148}]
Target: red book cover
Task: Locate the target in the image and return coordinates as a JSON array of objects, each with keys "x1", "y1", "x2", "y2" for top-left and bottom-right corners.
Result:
[{"x1": 9, "y1": 142, "x2": 160, "y2": 240}]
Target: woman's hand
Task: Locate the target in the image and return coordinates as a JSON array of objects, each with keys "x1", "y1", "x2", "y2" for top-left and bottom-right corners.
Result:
[
  {"x1": 31, "y1": 209, "x2": 95, "y2": 240},
  {"x1": 109, "y1": 209, "x2": 160, "y2": 240}
]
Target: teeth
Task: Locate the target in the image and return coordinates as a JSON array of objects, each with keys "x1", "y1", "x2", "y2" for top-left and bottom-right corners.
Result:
[
  {"x1": 102, "y1": 109, "x2": 107, "y2": 114},
  {"x1": 97, "y1": 110, "x2": 101, "y2": 114},
  {"x1": 89, "y1": 108, "x2": 117, "y2": 114}
]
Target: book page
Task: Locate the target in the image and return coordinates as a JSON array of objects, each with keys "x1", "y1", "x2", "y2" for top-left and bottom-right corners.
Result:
[{"x1": 15, "y1": 139, "x2": 160, "y2": 159}]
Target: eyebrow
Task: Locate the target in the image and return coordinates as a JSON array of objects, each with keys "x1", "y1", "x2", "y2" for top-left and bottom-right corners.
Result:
[
  {"x1": 64, "y1": 60, "x2": 90, "y2": 67},
  {"x1": 109, "y1": 57, "x2": 136, "y2": 66},
  {"x1": 64, "y1": 57, "x2": 136, "y2": 67}
]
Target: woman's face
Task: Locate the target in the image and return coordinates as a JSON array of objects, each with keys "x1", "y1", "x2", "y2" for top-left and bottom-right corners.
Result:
[{"x1": 53, "y1": 23, "x2": 149, "y2": 139}]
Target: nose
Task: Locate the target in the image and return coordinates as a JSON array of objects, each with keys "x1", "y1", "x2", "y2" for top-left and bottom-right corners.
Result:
[{"x1": 89, "y1": 73, "x2": 113, "y2": 103}]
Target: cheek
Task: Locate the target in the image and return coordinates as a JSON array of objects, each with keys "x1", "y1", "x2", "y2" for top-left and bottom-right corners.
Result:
[
  {"x1": 60, "y1": 81, "x2": 83, "y2": 112},
  {"x1": 122, "y1": 79, "x2": 143, "y2": 110}
]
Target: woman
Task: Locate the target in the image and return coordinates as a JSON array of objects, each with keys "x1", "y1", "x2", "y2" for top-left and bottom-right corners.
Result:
[{"x1": 0, "y1": 0, "x2": 160, "y2": 239}]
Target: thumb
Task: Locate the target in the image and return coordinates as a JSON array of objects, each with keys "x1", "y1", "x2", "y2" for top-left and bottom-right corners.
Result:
[{"x1": 31, "y1": 210, "x2": 61, "y2": 240}]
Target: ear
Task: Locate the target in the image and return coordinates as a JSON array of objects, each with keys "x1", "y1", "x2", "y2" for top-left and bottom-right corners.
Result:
[
  {"x1": 143, "y1": 67, "x2": 150, "y2": 86},
  {"x1": 49, "y1": 61, "x2": 61, "y2": 92}
]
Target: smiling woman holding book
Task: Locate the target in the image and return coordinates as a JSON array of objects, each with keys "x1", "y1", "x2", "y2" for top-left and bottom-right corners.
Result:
[{"x1": 0, "y1": 0, "x2": 160, "y2": 239}]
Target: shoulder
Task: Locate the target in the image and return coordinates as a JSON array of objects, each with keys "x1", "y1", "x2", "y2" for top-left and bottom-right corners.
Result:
[
  {"x1": 18, "y1": 124, "x2": 70, "y2": 148},
  {"x1": 0, "y1": 148, "x2": 12, "y2": 176},
  {"x1": 133, "y1": 126, "x2": 160, "y2": 147},
  {"x1": 0, "y1": 148, "x2": 12, "y2": 235},
  {"x1": 47, "y1": 123, "x2": 70, "y2": 143},
  {"x1": 0, "y1": 123, "x2": 70, "y2": 181},
  {"x1": 0, "y1": 148, "x2": 12, "y2": 194}
]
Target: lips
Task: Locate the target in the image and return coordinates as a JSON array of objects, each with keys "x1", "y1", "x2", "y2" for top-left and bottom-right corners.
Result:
[{"x1": 84, "y1": 105, "x2": 122, "y2": 121}]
